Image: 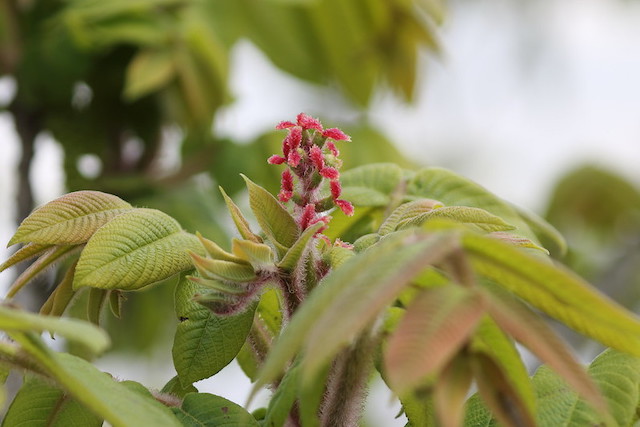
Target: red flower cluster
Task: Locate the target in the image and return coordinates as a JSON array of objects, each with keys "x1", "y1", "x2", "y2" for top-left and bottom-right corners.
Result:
[{"x1": 268, "y1": 113, "x2": 354, "y2": 230}]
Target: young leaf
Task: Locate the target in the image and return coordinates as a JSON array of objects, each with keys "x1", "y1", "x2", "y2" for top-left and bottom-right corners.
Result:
[
  {"x1": 339, "y1": 163, "x2": 404, "y2": 206},
  {"x1": 171, "y1": 393, "x2": 259, "y2": 426},
  {"x1": 11, "y1": 333, "x2": 180, "y2": 427},
  {"x1": 190, "y1": 252, "x2": 257, "y2": 282},
  {"x1": 2, "y1": 375, "x2": 102, "y2": 427},
  {"x1": 263, "y1": 362, "x2": 300, "y2": 427},
  {"x1": 534, "y1": 349, "x2": 640, "y2": 427},
  {"x1": 173, "y1": 275, "x2": 256, "y2": 385},
  {"x1": 124, "y1": 48, "x2": 175, "y2": 100},
  {"x1": 161, "y1": 376, "x2": 198, "y2": 399},
  {"x1": 8, "y1": 191, "x2": 132, "y2": 246},
  {"x1": 40, "y1": 260, "x2": 78, "y2": 317},
  {"x1": 378, "y1": 199, "x2": 444, "y2": 236},
  {"x1": 253, "y1": 230, "x2": 457, "y2": 394},
  {"x1": 0, "y1": 305, "x2": 109, "y2": 356},
  {"x1": 232, "y1": 238, "x2": 275, "y2": 270},
  {"x1": 483, "y1": 289, "x2": 606, "y2": 413},
  {"x1": 86, "y1": 288, "x2": 108, "y2": 325},
  {"x1": 0, "y1": 242, "x2": 51, "y2": 272},
  {"x1": 219, "y1": 186, "x2": 262, "y2": 243},
  {"x1": 242, "y1": 174, "x2": 300, "y2": 251},
  {"x1": 197, "y1": 232, "x2": 246, "y2": 263},
  {"x1": 384, "y1": 285, "x2": 485, "y2": 394},
  {"x1": 6, "y1": 245, "x2": 78, "y2": 298},
  {"x1": 277, "y1": 222, "x2": 322, "y2": 271},
  {"x1": 464, "y1": 233, "x2": 640, "y2": 355},
  {"x1": 511, "y1": 204, "x2": 567, "y2": 257},
  {"x1": 400, "y1": 206, "x2": 516, "y2": 233},
  {"x1": 73, "y1": 208, "x2": 203, "y2": 291},
  {"x1": 433, "y1": 355, "x2": 473, "y2": 427}
]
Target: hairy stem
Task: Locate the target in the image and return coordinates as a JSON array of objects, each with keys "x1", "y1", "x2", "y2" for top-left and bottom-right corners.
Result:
[{"x1": 319, "y1": 329, "x2": 377, "y2": 427}]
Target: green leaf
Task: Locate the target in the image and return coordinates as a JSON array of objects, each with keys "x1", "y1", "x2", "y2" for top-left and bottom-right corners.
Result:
[
  {"x1": 511, "y1": 205, "x2": 567, "y2": 257},
  {"x1": 6, "y1": 245, "x2": 79, "y2": 298},
  {"x1": 253, "y1": 230, "x2": 457, "y2": 394},
  {"x1": 277, "y1": 222, "x2": 322, "y2": 271},
  {"x1": 534, "y1": 349, "x2": 640, "y2": 427},
  {"x1": 0, "y1": 305, "x2": 109, "y2": 356},
  {"x1": 73, "y1": 208, "x2": 203, "y2": 291},
  {"x1": 339, "y1": 163, "x2": 404, "y2": 206},
  {"x1": 469, "y1": 316, "x2": 536, "y2": 418},
  {"x1": 124, "y1": 48, "x2": 175, "y2": 100},
  {"x1": 12, "y1": 333, "x2": 180, "y2": 427},
  {"x1": 0, "y1": 242, "x2": 51, "y2": 272},
  {"x1": 219, "y1": 186, "x2": 262, "y2": 243},
  {"x1": 378, "y1": 199, "x2": 444, "y2": 236},
  {"x1": 483, "y1": 289, "x2": 606, "y2": 414},
  {"x1": 384, "y1": 286, "x2": 484, "y2": 394},
  {"x1": 172, "y1": 393, "x2": 259, "y2": 426},
  {"x1": 8, "y1": 191, "x2": 132, "y2": 246},
  {"x1": 464, "y1": 233, "x2": 640, "y2": 355},
  {"x1": 190, "y1": 252, "x2": 257, "y2": 282},
  {"x1": 40, "y1": 260, "x2": 78, "y2": 317},
  {"x1": 243, "y1": 175, "x2": 300, "y2": 252},
  {"x1": 400, "y1": 206, "x2": 516, "y2": 233},
  {"x1": 263, "y1": 362, "x2": 300, "y2": 427},
  {"x1": 196, "y1": 232, "x2": 245, "y2": 263},
  {"x1": 2, "y1": 375, "x2": 102, "y2": 427},
  {"x1": 406, "y1": 168, "x2": 538, "y2": 242},
  {"x1": 161, "y1": 376, "x2": 198, "y2": 399},
  {"x1": 433, "y1": 355, "x2": 473, "y2": 427},
  {"x1": 173, "y1": 275, "x2": 256, "y2": 385},
  {"x1": 86, "y1": 288, "x2": 108, "y2": 325},
  {"x1": 231, "y1": 238, "x2": 275, "y2": 270}
]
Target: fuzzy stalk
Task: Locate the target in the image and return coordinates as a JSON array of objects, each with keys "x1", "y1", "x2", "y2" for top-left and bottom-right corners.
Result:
[{"x1": 319, "y1": 328, "x2": 377, "y2": 427}]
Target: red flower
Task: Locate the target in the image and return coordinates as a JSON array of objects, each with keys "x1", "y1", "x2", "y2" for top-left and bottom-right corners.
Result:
[
  {"x1": 297, "y1": 113, "x2": 323, "y2": 132},
  {"x1": 335, "y1": 199, "x2": 354, "y2": 216},
  {"x1": 276, "y1": 121, "x2": 296, "y2": 130},
  {"x1": 325, "y1": 141, "x2": 339, "y2": 157},
  {"x1": 322, "y1": 128, "x2": 350, "y2": 141},
  {"x1": 309, "y1": 145, "x2": 325, "y2": 170},
  {"x1": 299, "y1": 204, "x2": 317, "y2": 229},
  {"x1": 268, "y1": 155, "x2": 286, "y2": 165},
  {"x1": 281, "y1": 169, "x2": 294, "y2": 193},
  {"x1": 330, "y1": 180, "x2": 342, "y2": 199},
  {"x1": 320, "y1": 167, "x2": 339, "y2": 180}
]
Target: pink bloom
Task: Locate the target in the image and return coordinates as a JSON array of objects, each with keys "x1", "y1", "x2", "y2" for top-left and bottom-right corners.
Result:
[
  {"x1": 285, "y1": 126, "x2": 302, "y2": 150},
  {"x1": 325, "y1": 141, "x2": 339, "y2": 157},
  {"x1": 268, "y1": 155, "x2": 286, "y2": 165},
  {"x1": 281, "y1": 169, "x2": 294, "y2": 193},
  {"x1": 309, "y1": 145, "x2": 325, "y2": 170},
  {"x1": 276, "y1": 121, "x2": 296, "y2": 130},
  {"x1": 297, "y1": 113, "x2": 323, "y2": 132},
  {"x1": 335, "y1": 199, "x2": 354, "y2": 216},
  {"x1": 330, "y1": 180, "x2": 342, "y2": 199},
  {"x1": 322, "y1": 128, "x2": 350, "y2": 141},
  {"x1": 279, "y1": 191, "x2": 293, "y2": 203},
  {"x1": 320, "y1": 167, "x2": 339, "y2": 180},
  {"x1": 287, "y1": 149, "x2": 301, "y2": 168},
  {"x1": 299, "y1": 204, "x2": 317, "y2": 229}
]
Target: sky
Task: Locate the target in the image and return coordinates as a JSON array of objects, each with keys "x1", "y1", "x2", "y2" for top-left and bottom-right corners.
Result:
[{"x1": 1, "y1": 0, "x2": 640, "y2": 424}]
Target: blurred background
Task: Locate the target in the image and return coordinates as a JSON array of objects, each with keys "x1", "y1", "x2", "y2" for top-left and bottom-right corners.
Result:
[{"x1": 1, "y1": 0, "x2": 640, "y2": 424}]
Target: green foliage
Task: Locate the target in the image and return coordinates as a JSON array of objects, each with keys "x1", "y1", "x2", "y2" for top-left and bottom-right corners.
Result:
[{"x1": 172, "y1": 393, "x2": 260, "y2": 426}]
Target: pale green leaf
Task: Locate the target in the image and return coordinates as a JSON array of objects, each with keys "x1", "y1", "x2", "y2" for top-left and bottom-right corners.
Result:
[
  {"x1": 378, "y1": 199, "x2": 444, "y2": 235},
  {"x1": 339, "y1": 163, "x2": 404, "y2": 206},
  {"x1": 0, "y1": 305, "x2": 109, "y2": 356},
  {"x1": 73, "y1": 208, "x2": 203, "y2": 290},
  {"x1": 171, "y1": 393, "x2": 259, "y2": 426},
  {"x1": 512, "y1": 205, "x2": 567, "y2": 257},
  {"x1": 469, "y1": 316, "x2": 536, "y2": 418},
  {"x1": 124, "y1": 48, "x2": 175, "y2": 100},
  {"x1": 2, "y1": 375, "x2": 102, "y2": 427},
  {"x1": 400, "y1": 206, "x2": 516, "y2": 233},
  {"x1": 253, "y1": 230, "x2": 457, "y2": 394},
  {"x1": 232, "y1": 238, "x2": 275, "y2": 270},
  {"x1": 0, "y1": 242, "x2": 51, "y2": 272},
  {"x1": 219, "y1": 186, "x2": 261, "y2": 243},
  {"x1": 86, "y1": 288, "x2": 108, "y2": 325},
  {"x1": 196, "y1": 232, "x2": 245, "y2": 263},
  {"x1": 484, "y1": 289, "x2": 606, "y2": 413},
  {"x1": 12, "y1": 333, "x2": 180, "y2": 427},
  {"x1": 190, "y1": 252, "x2": 257, "y2": 282},
  {"x1": 464, "y1": 233, "x2": 640, "y2": 355},
  {"x1": 6, "y1": 245, "x2": 79, "y2": 298},
  {"x1": 173, "y1": 276, "x2": 256, "y2": 385},
  {"x1": 406, "y1": 168, "x2": 539, "y2": 242},
  {"x1": 277, "y1": 223, "x2": 322, "y2": 271},
  {"x1": 243, "y1": 175, "x2": 300, "y2": 251},
  {"x1": 40, "y1": 260, "x2": 77, "y2": 318},
  {"x1": 384, "y1": 286, "x2": 484, "y2": 394},
  {"x1": 8, "y1": 191, "x2": 132, "y2": 246},
  {"x1": 433, "y1": 355, "x2": 473, "y2": 427}
]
